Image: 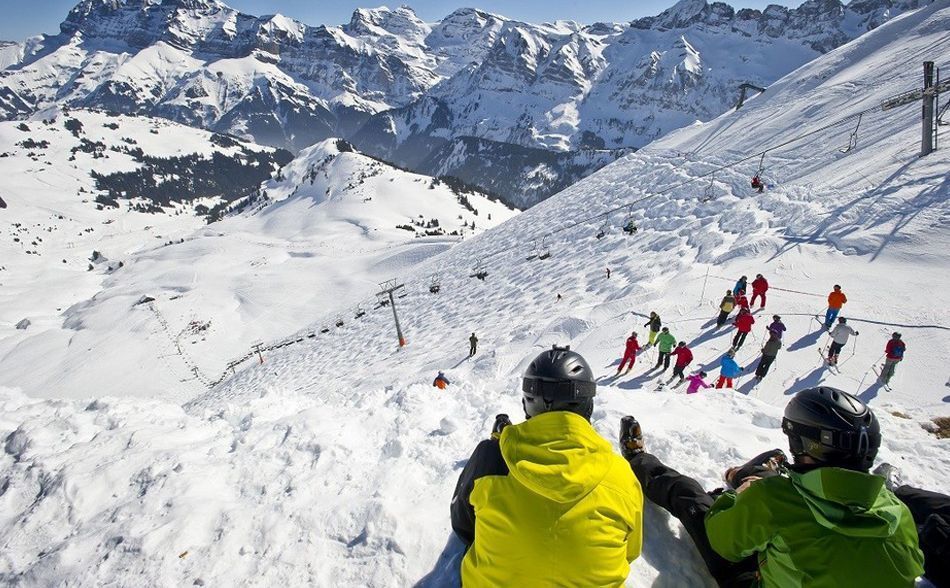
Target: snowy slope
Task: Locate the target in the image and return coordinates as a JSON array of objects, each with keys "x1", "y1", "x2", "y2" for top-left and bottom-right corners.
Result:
[
  {"x1": 0, "y1": 136, "x2": 515, "y2": 402},
  {"x1": 2, "y1": 3, "x2": 949, "y2": 587}
]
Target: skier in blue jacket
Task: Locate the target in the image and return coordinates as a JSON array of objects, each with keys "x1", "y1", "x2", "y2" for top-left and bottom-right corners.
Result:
[{"x1": 716, "y1": 350, "x2": 742, "y2": 389}]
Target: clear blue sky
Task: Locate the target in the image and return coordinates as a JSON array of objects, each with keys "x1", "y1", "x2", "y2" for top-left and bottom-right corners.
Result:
[{"x1": 0, "y1": 0, "x2": 799, "y2": 41}]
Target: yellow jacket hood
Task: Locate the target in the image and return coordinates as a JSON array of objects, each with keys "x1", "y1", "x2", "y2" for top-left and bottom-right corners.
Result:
[{"x1": 500, "y1": 411, "x2": 613, "y2": 504}]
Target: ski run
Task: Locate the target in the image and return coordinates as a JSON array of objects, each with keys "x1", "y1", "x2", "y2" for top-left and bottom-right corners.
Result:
[{"x1": 1, "y1": 2, "x2": 949, "y2": 587}]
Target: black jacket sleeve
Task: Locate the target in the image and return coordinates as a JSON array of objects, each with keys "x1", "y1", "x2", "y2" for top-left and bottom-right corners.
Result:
[{"x1": 450, "y1": 438, "x2": 509, "y2": 546}]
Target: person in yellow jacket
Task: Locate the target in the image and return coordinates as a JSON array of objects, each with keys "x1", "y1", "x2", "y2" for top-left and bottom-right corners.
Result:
[{"x1": 451, "y1": 345, "x2": 644, "y2": 587}]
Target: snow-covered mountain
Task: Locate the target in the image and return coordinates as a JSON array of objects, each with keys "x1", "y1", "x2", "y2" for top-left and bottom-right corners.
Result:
[
  {"x1": 0, "y1": 129, "x2": 515, "y2": 401},
  {"x1": 0, "y1": 0, "x2": 927, "y2": 206},
  {"x1": 1, "y1": 2, "x2": 947, "y2": 586}
]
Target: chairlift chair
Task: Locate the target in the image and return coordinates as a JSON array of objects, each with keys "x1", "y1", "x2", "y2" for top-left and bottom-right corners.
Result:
[
  {"x1": 596, "y1": 217, "x2": 609, "y2": 239},
  {"x1": 429, "y1": 274, "x2": 442, "y2": 294},
  {"x1": 355, "y1": 305, "x2": 366, "y2": 319},
  {"x1": 320, "y1": 326, "x2": 331, "y2": 334},
  {"x1": 537, "y1": 236, "x2": 551, "y2": 260},
  {"x1": 621, "y1": 206, "x2": 638, "y2": 234},
  {"x1": 470, "y1": 259, "x2": 488, "y2": 280},
  {"x1": 525, "y1": 240, "x2": 538, "y2": 261},
  {"x1": 701, "y1": 178, "x2": 716, "y2": 203}
]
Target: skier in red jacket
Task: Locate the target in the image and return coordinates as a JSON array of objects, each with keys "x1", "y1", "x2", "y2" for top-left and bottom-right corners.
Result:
[
  {"x1": 668, "y1": 342, "x2": 694, "y2": 385},
  {"x1": 750, "y1": 274, "x2": 768, "y2": 309},
  {"x1": 735, "y1": 290, "x2": 750, "y2": 312},
  {"x1": 881, "y1": 333, "x2": 906, "y2": 386},
  {"x1": 617, "y1": 332, "x2": 640, "y2": 374},
  {"x1": 732, "y1": 308, "x2": 755, "y2": 350}
]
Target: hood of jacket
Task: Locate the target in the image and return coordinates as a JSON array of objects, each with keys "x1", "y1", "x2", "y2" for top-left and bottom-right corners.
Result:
[
  {"x1": 499, "y1": 411, "x2": 613, "y2": 504},
  {"x1": 788, "y1": 468, "x2": 906, "y2": 538}
]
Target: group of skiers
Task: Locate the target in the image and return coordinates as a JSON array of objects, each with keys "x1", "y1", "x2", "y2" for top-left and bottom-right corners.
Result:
[
  {"x1": 613, "y1": 275, "x2": 904, "y2": 391},
  {"x1": 452, "y1": 346, "x2": 948, "y2": 587}
]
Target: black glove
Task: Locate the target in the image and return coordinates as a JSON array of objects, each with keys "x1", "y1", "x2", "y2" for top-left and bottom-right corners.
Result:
[
  {"x1": 619, "y1": 416, "x2": 644, "y2": 460},
  {"x1": 724, "y1": 448, "x2": 788, "y2": 489},
  {"x1": 491, "y1": 414, "x2": 512, "y2": 439}
]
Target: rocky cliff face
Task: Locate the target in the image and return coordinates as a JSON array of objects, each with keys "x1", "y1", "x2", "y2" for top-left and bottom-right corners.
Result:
[{"x1": 0, "y1": 0, "x2": 927, "y2": 206}]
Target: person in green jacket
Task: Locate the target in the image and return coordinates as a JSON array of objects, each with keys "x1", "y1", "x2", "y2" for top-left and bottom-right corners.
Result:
[
  {"x1": 619, "y1": 387, "x2": 927, "y2": 587},
  {"x1": 654, "y1": 327, "x2": 677, "y2": 372}
]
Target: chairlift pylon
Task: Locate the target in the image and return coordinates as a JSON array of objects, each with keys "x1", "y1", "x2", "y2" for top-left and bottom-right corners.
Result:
[
  {"x1": 335, "y1": 316, "x2": 345, "y2": 327},
  {"x1": 839, "y1": 113, "x2": 862, "y2": 154}
]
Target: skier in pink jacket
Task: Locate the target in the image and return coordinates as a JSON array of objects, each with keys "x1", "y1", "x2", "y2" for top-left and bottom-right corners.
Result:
[{"x1": 685, "y1": 371, "x2": 711, "y2": 394}]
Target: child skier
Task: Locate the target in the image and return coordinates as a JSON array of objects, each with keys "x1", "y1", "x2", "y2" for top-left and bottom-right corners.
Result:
[
  {"x1": 767, "y1": 315, "x2": 786, "y2": 341},
  {"x1": 732, "y1": 308, "x2": 755, "y2": 350},
  {"x1": 750, "y1": 274, "x2": 768, "y2": 309},
  {"x1": 433, "y1": 371, "x2": 451, "y2": 390},
  {"x1": 716, "y1": 350, "x2": 742, "y2": 389},
  {"x1": 824, "y1": 285, "x2": 848, "y2": 329},
  {"x1": 669, "y1": 342, "x2": 694, "y2": 384},
  {"x1": 655, "y1": 327, "x2": 677, "y2": 372},
  {"x1": 686, "y1": 371, "x2": 711, "y2": 394},
  {"x1": 735, "y1": 290, "x2": 750, "y2": 312},
  {"x1": 643, "y1": 312, "x2": 662, "y2": 346},
  {"x1": 733, "y1": 276, "x2": 748, "y2": 297},
  {"x1": 881, "y1": 332, "x2": 905, "y2": 386},
  {"x1": 755, "y1": 335, "x2": 782, "y2": 380},
  {"x1": 617, "y1": 332, "x2": 640, "y2": 374},
  {"x1": 717, "y1": 291, "x2": 736, "y2": 327},
  {"x1": 827, "y1": 317, "x2": 858, "y2": 365}
]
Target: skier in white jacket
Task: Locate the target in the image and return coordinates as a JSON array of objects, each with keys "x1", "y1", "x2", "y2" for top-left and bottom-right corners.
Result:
[{"x1": 827, "y1": 317, "x2": 859, "y2": 365}]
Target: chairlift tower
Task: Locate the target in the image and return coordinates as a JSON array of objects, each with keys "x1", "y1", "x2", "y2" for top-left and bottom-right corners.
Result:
[{"x1": 378, "y1": 279, "x2": 407, "y2": 347}]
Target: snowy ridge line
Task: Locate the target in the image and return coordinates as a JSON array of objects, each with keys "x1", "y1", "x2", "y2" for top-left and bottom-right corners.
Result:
[{"x1": 443, "y1": 87, "x2": 923, "y2": 272}]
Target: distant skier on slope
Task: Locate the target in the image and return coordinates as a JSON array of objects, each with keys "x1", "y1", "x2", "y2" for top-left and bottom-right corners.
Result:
[
  {"x1": 451, "y1": 345, "x2": 643, "y2": 586},
  {"x1": 686, "y1": 371, "x2": 711, "y2": 394},
  {"x1": 750, "y1": 274, "x2": 768, "y2": 309},
  {"x1": 766, "y1": 315, "x2": 786, "y2": 341},
  {"x1": 754, "y1": 335, "x2": 782, "y2": 380},
  {"x1": 716, "y1": 350, "x2": 743, "y2": 389},
  {"x1": 433, "y1": 372, "x2": 451, "y2": 390},
  {"x1": 606, "y1": 266, "x2": 611, "y2": 279},
  {"x1": 881, "y1": 332, "x2": 906, "y2": 386},
  {"x1": 618, "y1": 387, "x2": 925, "y2": 588},
  {"x1": 827, "y1": 317, "x2": 858, "y2": 365},
  {"x1": 469, "y1": 333, "x2": 479, "y2": 357},
  {"x1": 733, "y1": 276, "x2": 748, "y2": 297},
  {"x1": 824, "y1": 284, "x2": 848, "y2": 329},
  {"x1": 668, "y1": 342, "x2": 693, "y2": 384},
  {"x1": 617, "y1": 332, "x2": 641, "y2": 375},
  {"x1": 644, "y1": 312, "x2": 662, "y2": 346},
  {"x1": 732, "y1": 308, "x2": 755, "y2": 350},
  {"x1": 717, "y1": 291, "x2": 736, "y2": 327},
  {"x1": 655, "y1": 327, "x2": 677, "y2": 372}
]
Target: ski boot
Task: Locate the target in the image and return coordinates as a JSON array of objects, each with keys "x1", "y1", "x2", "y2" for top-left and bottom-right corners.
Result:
[
  {"x1": 619, "y1": 416, "x2": 644, "y2": 460},
  {"x1": 491, "y1": 413, "x2": 512, "y2": 439}
]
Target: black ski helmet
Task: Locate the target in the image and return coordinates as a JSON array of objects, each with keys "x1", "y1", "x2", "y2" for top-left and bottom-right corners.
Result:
[
  {"x1": 522, "y1": 345, "x2": 596, "y2": 420},
  {"x1": 782, "y1": 387, "x2": 880, "y2": 471}
]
